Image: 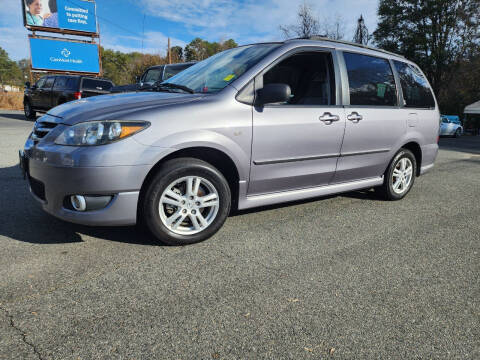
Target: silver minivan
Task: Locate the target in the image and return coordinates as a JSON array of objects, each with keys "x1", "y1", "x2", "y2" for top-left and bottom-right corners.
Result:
[{"x1": 20, "y1": 38, "x2": 439, "y2": 245}]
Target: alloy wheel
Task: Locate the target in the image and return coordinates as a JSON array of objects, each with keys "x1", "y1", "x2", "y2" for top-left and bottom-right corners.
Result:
[
  {"x1": 392, "y1": 157, "x2": 413, "y2": 195},
  {"x1": 158, "y1": 176, "x2": 220, "y2": 235}
]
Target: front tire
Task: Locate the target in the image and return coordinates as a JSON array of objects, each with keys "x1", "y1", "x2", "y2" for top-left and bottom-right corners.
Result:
[
  {"x1": 454, "y1": 128, "x2": 461, "y2": 138},
  {"x1": 377, "y1": 149, "x2": 416, "y2": 201},
  {"x1": 142, "y1": 158, "x2": 231, "y2": 245},
  {"x1": 24, "y1": 100, "x2": 35, "y2": 119}
]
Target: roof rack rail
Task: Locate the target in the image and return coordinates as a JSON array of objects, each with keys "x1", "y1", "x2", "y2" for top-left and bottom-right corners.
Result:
[{"x1": 287, "y1": 36, "x2": 404, "y2": 58}]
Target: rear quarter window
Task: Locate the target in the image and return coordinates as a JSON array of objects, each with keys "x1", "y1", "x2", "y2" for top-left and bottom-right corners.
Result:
[
  {"x1": 344, "y1": 52, "x2": 397, "y2": 106},
  {"x1": 393, "y1": 61, "x2": 435, "y2": 108},
  {"x1": 81, "y1": 79, "x2": 113, "y2": 91}
]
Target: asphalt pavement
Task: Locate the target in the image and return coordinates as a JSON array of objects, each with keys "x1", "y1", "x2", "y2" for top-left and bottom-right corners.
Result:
[{"x1": 0, "y1": 110, "x2": 479, "y2": 359}]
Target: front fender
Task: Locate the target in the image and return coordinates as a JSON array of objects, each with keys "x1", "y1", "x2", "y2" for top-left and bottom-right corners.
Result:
[{"x1": 136, "y1": 129, "x2": 251, "y2": 181}]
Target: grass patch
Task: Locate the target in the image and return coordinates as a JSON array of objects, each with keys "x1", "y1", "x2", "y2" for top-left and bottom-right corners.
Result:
[{"x1": 0, "y1": 92, "x2": 23, "y2": 110}]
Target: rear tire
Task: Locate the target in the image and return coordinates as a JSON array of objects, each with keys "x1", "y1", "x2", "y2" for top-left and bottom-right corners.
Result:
[
  {"x1": 377, "y1": 149, "x2": 416, "y2": 201},
  {"x1": 454, "y1": 128, "x2": 461, "y2": 138},
  {"x1": 141, "y1": 158, "x2": 231, "y2": 245},
  {"x1": 24, "y1": 100, "x2": 35, "y2": 119}
]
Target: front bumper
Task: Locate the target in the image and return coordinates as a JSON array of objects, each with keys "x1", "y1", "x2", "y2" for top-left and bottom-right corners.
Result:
[{"x1": 25, "y1": 155, "x2": 151, "y2": 226}]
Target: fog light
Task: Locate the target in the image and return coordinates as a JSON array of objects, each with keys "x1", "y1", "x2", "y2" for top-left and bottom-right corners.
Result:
[{"x1": 71, "y1": 195, "x2": 87, "y2": 211}]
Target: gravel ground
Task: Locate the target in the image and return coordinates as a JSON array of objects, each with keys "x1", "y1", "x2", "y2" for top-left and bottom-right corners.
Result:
[{"x1": 0, "y1": 110, "x2": 479, "y2": 359}]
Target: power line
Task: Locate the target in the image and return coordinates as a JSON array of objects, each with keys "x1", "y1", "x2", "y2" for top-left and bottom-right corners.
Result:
[{"x1": 64, "y1": 0, "x2": 144, "y2": 38}]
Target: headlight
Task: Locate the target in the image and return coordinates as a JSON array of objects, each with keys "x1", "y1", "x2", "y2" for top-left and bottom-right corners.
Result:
[{"x1": 55, "y1": 121, "x2": 150, "y2": 146}]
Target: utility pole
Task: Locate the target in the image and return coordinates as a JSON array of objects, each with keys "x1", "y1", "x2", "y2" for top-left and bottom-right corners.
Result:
[{"x1": 168, "y1": 37, "x2": 171, "y2": 64}]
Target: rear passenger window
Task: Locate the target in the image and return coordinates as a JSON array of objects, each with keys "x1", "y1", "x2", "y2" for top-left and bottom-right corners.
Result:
[
  {"x1": 53, "y1": 77, "x2": 67, "y2": 89},
  {"x1": 81, "y1": 79, "x2": 113, "y2": 91},
  {"x1": 344, "y1": 52, "x2": 397, "y2": 106},
  {"x1": 262, "y1": 51, "x2": 336, "y2": 106},
  {"x1": 393, "y1": 61, "x2": 435, "y2": 108}
]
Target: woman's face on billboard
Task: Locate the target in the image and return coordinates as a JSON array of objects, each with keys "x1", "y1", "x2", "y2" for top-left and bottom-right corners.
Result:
[{"x1": 28, "y1": 0, "x2": 42, "y2": 15}]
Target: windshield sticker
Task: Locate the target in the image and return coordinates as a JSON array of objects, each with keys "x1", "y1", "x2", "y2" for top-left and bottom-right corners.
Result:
[{"x1": 223, "y1": 74, "x2": 235, "y2": 82}]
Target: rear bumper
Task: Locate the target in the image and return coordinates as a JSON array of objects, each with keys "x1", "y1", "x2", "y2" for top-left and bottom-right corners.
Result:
[{"x1": 26, "y1": 157, "x2": 151, "y2": 226}]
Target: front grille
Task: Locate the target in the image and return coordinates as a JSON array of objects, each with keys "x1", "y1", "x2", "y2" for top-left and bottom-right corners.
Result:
[
  {"x1": 32, "y1": 120, "x2": 58, "y2": 140},
  {"x1": 29, "y1": 176, "x2": 46, "y2": 201}
]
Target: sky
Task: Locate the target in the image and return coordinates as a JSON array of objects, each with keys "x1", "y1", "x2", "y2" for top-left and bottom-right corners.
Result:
[{"x1": 0, "y1": 0, "x2": 379, "y2": 61}]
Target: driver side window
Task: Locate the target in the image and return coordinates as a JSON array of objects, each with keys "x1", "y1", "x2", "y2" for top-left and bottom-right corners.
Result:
[
  {"x1": 261, "y1": 51, "x2": 336, "y2": 106},
  {"x1": 35, "y1": 77, "x2": 46, "y2": 88}
]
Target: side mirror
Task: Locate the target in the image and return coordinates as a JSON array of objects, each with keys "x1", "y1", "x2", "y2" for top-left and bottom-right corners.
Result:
[
  {"x1": 256, "y1": 83, "x2": 291, "y2": 105},
  {"x1": 135, "y1": 76, "x2": 140, "y2": 83},
  {"x1": 25, "y1": 81, "x2": 31, "y2": 89}
]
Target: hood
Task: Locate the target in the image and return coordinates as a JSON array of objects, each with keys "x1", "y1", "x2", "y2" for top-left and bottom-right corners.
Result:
[{"x1": 47, "y1": 91, "x2": 204, "y2": 125}]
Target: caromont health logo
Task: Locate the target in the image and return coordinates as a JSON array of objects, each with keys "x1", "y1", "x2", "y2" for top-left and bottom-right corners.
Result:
[{"x1": 50, "y1": 47, "x2": 83, "y2": 64}]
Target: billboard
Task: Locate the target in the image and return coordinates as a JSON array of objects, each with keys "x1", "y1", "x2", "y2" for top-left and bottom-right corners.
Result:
[
  {"x1": 30, "y1": 37, "x2": 100, "y2": 73},
  {"x1": 23, "y1": 0, "x2": 97, "y2": 34}
]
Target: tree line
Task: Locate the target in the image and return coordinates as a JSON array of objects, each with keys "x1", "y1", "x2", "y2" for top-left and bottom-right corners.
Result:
[{"x1": 101, "y1": 38, "x2": 237, "y2": 85}]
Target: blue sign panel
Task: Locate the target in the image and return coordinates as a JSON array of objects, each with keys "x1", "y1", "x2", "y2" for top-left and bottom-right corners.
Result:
[
  {"x1": 30, "y1": 38, "x2": 100, "y2": 74},
  {"x1": 57, "y1": 0, "x2": 97, "y2": 33},
  {"x1": 23, "y1": 0, "x2": 97, "y2": 34}
]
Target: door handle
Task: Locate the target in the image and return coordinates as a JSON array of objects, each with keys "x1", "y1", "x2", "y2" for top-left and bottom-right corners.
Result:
[
  {"x1": 347, "y1": 112, "x2": 363, "y2": 122},
  {"x1": 319, "y1": 112, "x2": 340, "y2": 125}
]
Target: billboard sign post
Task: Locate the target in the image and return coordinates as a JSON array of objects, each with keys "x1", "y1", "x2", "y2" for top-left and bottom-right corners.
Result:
[
  {"x1": 23, "y1": 0, "x2": 98, "y2": 36},
  {"x1": 29, "y1": 36, "x2": 100, "y2": 74}
]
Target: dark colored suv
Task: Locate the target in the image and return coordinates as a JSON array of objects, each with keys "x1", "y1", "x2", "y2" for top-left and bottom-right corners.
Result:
[
  {"x1": 111, "y1": 62, "x2": 195, "y2": 93},
  {"x1": 24, "y1": 75, "x2": 114, "y2": 119}
]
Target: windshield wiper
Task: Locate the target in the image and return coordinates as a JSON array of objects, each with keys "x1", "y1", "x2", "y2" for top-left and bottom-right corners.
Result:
[{"x1": 154, "y1": 82, "x2": 195, "y2": 94}]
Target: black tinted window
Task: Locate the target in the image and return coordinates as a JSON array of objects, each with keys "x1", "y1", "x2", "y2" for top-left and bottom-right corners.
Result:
[
  {"x1": 164, "y1": 64, "x2": 193, "y2": 80},
  {"x1": 393, "y1": 61, "x2": 435, "y2": 108},
  {"x1": 66, "y1": 78, "x2": 79, "y2": 90},
  {"x1": 53, "y1": 77, "x2": 67, "y2": 89},
  {"x1": 344, "y1": 52, "x2": 397, "y2": 106},
  {"x1": 35, "y1": 77, "x2": 46, "y2": 88},
  {"x1": 42, "y1": 77, "x2": 55, "y2": 89},
  {"x1": 81, "y1": 79, "x2": 113, "y2": 91},
  {"x1": 262, "y1": 52, "x2": 335, "y2": 105},
  {"x1": 142, "y1": 68, "x2": 163, "y2": 84}
]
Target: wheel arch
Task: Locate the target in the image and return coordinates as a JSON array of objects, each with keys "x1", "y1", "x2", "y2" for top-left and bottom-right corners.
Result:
[
  {"x1": 138, "y1": 146, "x2": 242, "y2": 219},
  {"x1": 401, "y1": 141, "x2": 422, "y2": 176}
]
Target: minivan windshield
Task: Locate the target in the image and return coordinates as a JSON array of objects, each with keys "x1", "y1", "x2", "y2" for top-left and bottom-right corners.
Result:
[{"x1": 161, "y1": 44, "x2": 281, "y2": 94}]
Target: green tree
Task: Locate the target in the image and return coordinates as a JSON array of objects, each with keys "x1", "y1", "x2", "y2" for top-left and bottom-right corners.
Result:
[
  {"x1": 373, "y1": 0, "x2": 480, "y2": 98},
  {"x1": 0, "y1": 47, "x2": 22, "y2": 86},
  {"x1": 171, "y1": 46, "x2": 184, "y2": 62},
  {"x1": 185, "y1": 38, "x2": 209, "y2": 61},
  {"x1": 184, "y1": 38, "x2": 238, "y2": 61},
  {"x1": 221, "y1": 39, "x2": 238, "y2": 50}
]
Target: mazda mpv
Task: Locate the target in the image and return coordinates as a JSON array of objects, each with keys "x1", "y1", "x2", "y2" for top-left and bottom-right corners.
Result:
[{"x1": 20, "y1": 37, "x2": 439, "y2": 245}]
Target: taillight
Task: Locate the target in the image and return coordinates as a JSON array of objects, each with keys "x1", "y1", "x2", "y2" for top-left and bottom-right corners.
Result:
[
  {"x1": 74, "y1": 91, "x2": 82, "y2": 100},
  {"x1": 437, "y1": 136, "x2": 440, "y2": 143}
]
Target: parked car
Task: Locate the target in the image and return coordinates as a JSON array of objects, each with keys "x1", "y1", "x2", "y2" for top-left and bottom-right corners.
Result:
[
  {"x1": 20, "y1": 37, "x2": 440, "y2": 245},
  {"x1": 440, "y1": 115, "x2": 463, "y2": 137},
  {"x1": 111, "y1": 62, "x2": 196, "y2": 93},
  {"x1": 24, "y1": 75, "x2": 114, "y2": 119}
]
